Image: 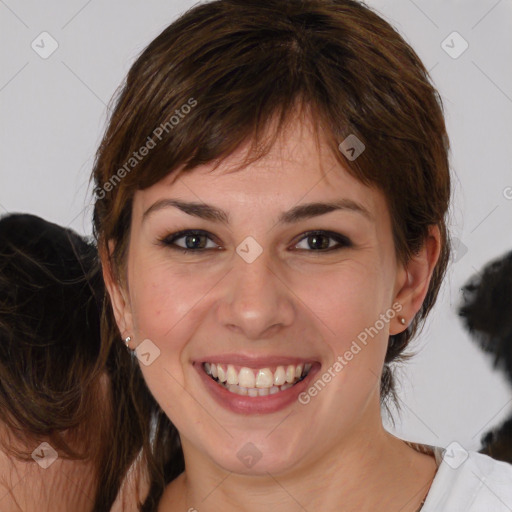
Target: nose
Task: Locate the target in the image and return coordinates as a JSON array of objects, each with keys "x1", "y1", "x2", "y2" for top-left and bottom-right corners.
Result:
[{"x1": 216, "y1": 248, "x2": 295, "y2": 340}]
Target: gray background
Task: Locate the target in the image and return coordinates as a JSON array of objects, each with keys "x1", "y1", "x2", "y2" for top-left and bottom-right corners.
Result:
[{"x1": 1, "y1": 0, "x2": 511, "y2": 452}]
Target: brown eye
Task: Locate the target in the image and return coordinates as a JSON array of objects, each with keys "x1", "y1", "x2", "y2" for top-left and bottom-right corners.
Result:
[
  {"x1": 159, "y1": 230, "x2": 219, "y2": 253},
  {"x1": 294, "y1": 231, "x2": 352, "y2": 252},
  {"x1": 157, "y1": 229, "x2": 352, "y2": 254}
]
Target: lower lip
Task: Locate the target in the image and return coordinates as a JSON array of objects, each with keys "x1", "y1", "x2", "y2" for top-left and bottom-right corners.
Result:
[{"x1": 194, "y1": 362, "x2": 320, "y2": 415}]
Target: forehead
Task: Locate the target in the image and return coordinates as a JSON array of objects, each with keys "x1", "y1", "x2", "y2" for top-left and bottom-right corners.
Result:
[{"x1": 133, "y1": 117, "x2": 386, "y2": 223}]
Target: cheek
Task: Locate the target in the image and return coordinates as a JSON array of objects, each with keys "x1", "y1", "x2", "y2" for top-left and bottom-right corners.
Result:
[
  {"x1": 127, "y1": 260, "x2": 213, "y2": 418},
  {"x1": 128, "y1": 253, "x2": 212, "y2": 340},
  {"x1": 300, "y1": 261, "x2": 391, "y2": 390},
  {"x1": 301, "y1": 260, "x2": 389, "y2": 338},
  {"x1": 130, "y1": 250, "x2": 390, "y2": 349}
]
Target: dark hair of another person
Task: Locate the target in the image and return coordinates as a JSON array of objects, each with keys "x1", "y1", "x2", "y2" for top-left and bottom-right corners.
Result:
[
  {"x1": 90, "y1": 0, "x2": 452, "y2": 509},
  {"x1": 0, "y1": 213, "x2": 148, "y2": 511},
  {"x1": 458, "y1": 250, "x2": 512, "y2": 464}
]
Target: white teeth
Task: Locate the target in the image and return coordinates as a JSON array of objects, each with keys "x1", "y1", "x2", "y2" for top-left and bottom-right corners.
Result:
[
  {"x1": 285, "y1": 365, "x2": 296, "y2": 383},
  {"x1": 203, "y1": 361, "x2": 314, "y2": 393},
  {"x1": 217, "y1": 365, "x2": 227, "y2": 383},
  {"x1": 215, "y1": 380, "x2": 303, "y2": 396},
  {"x1": 226, "y1": 384, "x2": 249, "y2": 396},
  {"x1": 255, "y1": 368, "x2": 274, "y2": 388},
  {"x1": 273, "y1": 366, "x2": 286, "y2": 386},
  {"x1": 238, "y1": 367, "x2": 255, "y2": 388},
  {"x1": 226, "y1": 364, "x2": 238, "y2": 385}
]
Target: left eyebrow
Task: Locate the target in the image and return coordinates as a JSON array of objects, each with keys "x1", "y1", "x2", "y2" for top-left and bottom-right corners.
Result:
[
  {"x1": 277, "y1": 199, "x2": 374, "y2": 224},
  {"x1": 142, "y1": 198, "x2": 374, "y2": 225}
]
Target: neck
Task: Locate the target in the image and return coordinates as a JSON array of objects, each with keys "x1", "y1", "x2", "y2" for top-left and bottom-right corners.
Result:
[{"x1": 159, "y1": 406, "x2": 437, "y2": 511}]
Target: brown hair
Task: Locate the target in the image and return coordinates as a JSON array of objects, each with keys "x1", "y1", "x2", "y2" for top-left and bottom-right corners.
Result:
[{"x1": 92, "y1": 0, "x2": 451, "y2": 509}]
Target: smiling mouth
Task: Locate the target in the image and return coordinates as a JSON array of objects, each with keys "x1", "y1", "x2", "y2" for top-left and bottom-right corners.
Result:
[{"x1": 202, "y1": 362, "x2": 313, "y2": 397}]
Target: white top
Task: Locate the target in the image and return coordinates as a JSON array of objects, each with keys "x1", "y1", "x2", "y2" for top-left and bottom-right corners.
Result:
[{"x1": 417, "y1": 442, "x2": 512, "y2": 511}]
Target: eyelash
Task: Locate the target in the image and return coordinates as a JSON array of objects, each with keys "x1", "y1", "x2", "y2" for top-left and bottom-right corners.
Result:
[{"x1": 157, "y1": 229, "x2": 353, "y2": 254}]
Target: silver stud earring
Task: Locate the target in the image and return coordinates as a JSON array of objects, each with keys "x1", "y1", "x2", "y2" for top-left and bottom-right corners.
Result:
[
  {"x1": 399, "y1": 316, "x2": 406, "y2": 325},
  {"x1": 124, "y1": 336, "x2": 132, "y2": 348}
]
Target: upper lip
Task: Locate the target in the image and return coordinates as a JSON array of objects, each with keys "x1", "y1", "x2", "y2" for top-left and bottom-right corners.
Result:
[{"x1": 195, "y1": 353, "x2": 318, "y2": 369}]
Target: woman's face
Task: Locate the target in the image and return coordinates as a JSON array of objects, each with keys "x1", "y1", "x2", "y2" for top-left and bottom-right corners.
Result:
[{"x1": 108, "y1": 116, "x2": 434, "y2": 476}]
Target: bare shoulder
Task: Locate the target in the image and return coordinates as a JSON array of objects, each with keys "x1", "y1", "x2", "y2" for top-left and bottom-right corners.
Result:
[
  {"x1": 0, "y1": 402, "x2": 150, "y2": 512},
  {"x1": 0, "y1": 424, "x2": 98, "y2": 512}
]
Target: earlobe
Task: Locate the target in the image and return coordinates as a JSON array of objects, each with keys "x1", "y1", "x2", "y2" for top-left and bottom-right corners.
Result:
[
  {"x1": 391, "y1": 225, "x2": 441, "y2": 334},
  {"x1": 100, "y1": 240, "x2": 134, "y2": 339}
]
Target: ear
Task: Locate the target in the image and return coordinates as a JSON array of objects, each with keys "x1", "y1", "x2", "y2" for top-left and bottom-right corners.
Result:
[
  {"x1": 100, "y1": 240, "x2": 134, "y2": 339},
  {"x1": 390, "y1": 225, "x2": 441, "y2": 335}
]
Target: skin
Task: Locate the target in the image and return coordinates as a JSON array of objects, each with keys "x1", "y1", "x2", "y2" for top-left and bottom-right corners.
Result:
[
  {"x1": 104, "y1": 112, "x2": 441, "y2": 512},
  {"x1": 0, "y1": 442, "x2": 98, "y2": 512},
  {"x1": 0, "y1": 372, "x2": 148, "y2": 512}
]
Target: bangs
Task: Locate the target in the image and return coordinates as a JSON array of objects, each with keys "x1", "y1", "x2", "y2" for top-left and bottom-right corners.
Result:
[
  {"x1": 134, "y1": 97, "x2": 344, "y2": 187},
  {"x1": 108, "y1": 40, "x2": 360, "y2": 193}
]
